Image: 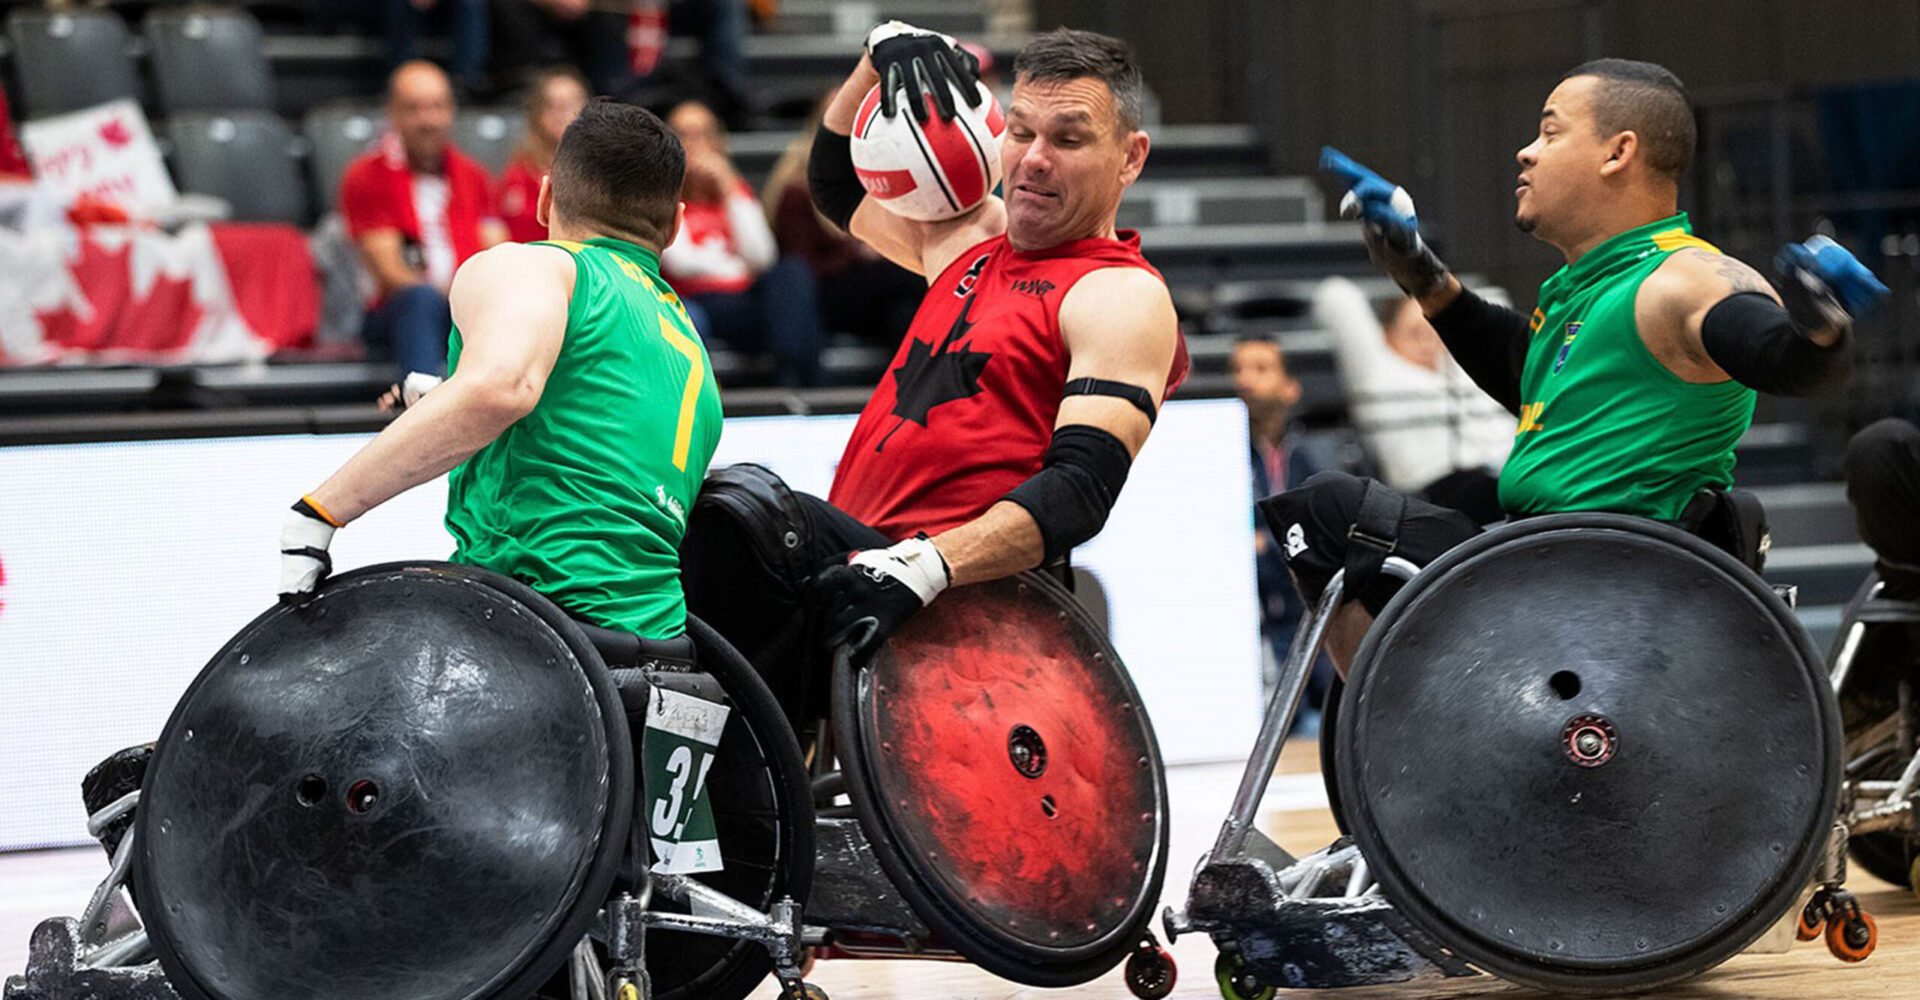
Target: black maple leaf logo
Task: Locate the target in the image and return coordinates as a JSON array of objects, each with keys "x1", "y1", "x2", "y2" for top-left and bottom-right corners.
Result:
[{"x1": 878, "y1": 294, "x2": 993, "y2": 451}]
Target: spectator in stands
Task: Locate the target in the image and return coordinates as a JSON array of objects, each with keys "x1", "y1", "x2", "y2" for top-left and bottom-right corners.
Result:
[
  {"x1": 498, "y1": 66, "x2": 589, "y2": 243},
  {"x1": 763, "y1": 102, "x2": 925, "y2": 348},
  {"x1": 490, "y1": 0, "x2": 631, "y2": 97},
  {"x1": 1847, "y1": 418, "x2": 1920, "y2": 600},
  {"x1": 1230, "y1": 334, "x2": 1336, "y2": 721},
  {"x1": 662, "y1": 100, "x2": 824, "y2": 386},
  {"x1": 491, "y1": 0, "x2": 749, "y2": 118},
  {"x1": 341, "y1": 61, "x2": 506, "y2": 377},
  {"x1": 1312, "y1": 276, "x2": 1515, "y2": 524},
  {"x1": 385, "y1": 0, "x2": 489, "y2": 95}
]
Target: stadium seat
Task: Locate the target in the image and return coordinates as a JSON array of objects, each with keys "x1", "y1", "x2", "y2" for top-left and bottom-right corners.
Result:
[
  {"x1": 453, "y1": 107, "x2": 523, "y2": 177},
  {"x1": 166, "y1": 112, "x2": 310, "y2": 225},
  {"x1": 303, "y1": 105, "x2": 382, "y2": 214},
  {"x1": 5, "y1": 8, "x2": 139, "y2": 118},
  {"x1": 145, "y1": 6, "x2": 274, "y2": 113}
]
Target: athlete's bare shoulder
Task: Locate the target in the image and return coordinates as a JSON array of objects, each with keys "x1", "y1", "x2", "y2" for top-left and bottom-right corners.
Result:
[
  {"x1": 1654, "y1": 247, "x2": 1777, "y2": 300},
  {"x1": 1640, "y1": 247, "x2": 1779, "y2": 330},
  {"x1": 451, "y1": 242, "x2": 578, "y2": 313}
]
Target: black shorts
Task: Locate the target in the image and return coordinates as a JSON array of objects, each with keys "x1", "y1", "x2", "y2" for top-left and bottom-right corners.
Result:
[{"x1": 1258, "y1": 471, "x2": 1482, "y2": 616}]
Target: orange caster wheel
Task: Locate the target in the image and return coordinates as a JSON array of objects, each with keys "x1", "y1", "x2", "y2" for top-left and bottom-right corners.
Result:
[
  {"x1": 1826, "y1": 908, "x2": 1876, "y2": 963},
  {"x1": 1797, "y1": 901, "x2": 1824, "y2": 942}
]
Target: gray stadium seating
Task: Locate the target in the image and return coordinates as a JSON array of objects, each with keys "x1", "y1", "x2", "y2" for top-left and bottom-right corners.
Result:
[
  {"x1": 166, "y1": 112, "x2": 309, "y2": 225},
  {"x1": 302, "y1": 105, "x2": 381, "y2": 213},
  {"x1": 452, "y1": 107, "x2": 523, "y2": 177},
  {"x1": 5, "y1": 8, "x2": 139, "y2": 117},
  {"x1": 145, "y1": 7, "x2": 274, "y2": 113}
]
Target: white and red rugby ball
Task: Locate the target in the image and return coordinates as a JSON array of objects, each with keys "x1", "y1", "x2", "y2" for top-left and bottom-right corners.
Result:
[{"x1": 850, "y1": 80, "x2": 1006, "y2": 222}]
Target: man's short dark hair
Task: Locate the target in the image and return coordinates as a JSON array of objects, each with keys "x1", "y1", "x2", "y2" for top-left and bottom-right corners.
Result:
[
  {"x1": 1012, "y1": 28, "x2": 1145, "y2": 133},
  {"x1": 1563, "y1": 58, "x2": 1695, "y2": 180},
  {"x1": 549, "y1": 98, "x2": 683, "y2": 247}
]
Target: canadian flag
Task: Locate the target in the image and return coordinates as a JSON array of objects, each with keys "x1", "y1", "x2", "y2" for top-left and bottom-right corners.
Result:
[{"x1": 0, "y1": 223, "x2": 264, "y2": 365}]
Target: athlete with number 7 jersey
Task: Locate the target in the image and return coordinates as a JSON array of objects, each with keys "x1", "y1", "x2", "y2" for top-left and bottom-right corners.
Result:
[{"x1": 276, "y1": 100, "x2": 722, "y2": 640}]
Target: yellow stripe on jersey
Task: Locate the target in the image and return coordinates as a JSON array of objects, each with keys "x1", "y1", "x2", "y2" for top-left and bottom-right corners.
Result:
[{"x1": 1649, "y1": 229, "x2": 1720, "y2": 254}]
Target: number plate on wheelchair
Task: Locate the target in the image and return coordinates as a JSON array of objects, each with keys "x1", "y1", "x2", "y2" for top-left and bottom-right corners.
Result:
[{"x1": 644, "y1": 686, "x2": 730, "y2": 874}]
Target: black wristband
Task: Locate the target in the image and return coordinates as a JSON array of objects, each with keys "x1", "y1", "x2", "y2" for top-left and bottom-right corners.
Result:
[
  {"x1": 1701, "y1": 291, "x2": 1852, "y2": 397},
  {"x1": 1426, "y1": 288, "x2": 1530, "y2": 416},
  {"x1": 807, "y1": 124, "x2": 864, "y2": 231}
]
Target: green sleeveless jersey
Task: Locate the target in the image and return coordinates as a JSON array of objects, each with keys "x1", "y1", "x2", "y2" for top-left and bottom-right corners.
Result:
[
  {"x1": 445, "y1": 238, "x2": 722, "y2": 638},
  {"x1": 1498, "y1": 213, "x2": 1755, "y2": 520}
]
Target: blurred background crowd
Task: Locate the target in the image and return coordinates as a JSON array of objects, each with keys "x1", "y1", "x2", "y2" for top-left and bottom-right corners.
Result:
[{"x1": 0, "y1": 0, "x2": 1917, "y2": 733}]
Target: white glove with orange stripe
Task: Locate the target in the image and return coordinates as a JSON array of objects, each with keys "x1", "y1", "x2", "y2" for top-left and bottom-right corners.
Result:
[{"x1": 279, "y1": 496, "x2": 342, "y2": 603}]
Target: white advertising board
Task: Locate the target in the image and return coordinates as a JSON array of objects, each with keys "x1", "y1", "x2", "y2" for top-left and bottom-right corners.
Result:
[{"x1": 0, "y1": 400, "x2": 1261, "y2": 849}]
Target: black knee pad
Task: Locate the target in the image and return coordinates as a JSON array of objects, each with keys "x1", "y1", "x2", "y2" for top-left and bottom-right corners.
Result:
[
  {"x1": 1260, "y1": 471, "x2": 1479, "y2": 616},
  {"x1": 684, "y1": 463, "x2": 812, "y2": 590},
  {"x1": 1258, "y1": 471, "x2": 1367, "y2": 608}
]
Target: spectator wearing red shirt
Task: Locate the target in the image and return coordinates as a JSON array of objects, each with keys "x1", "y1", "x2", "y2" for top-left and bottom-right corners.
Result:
[
  {"x1": 497, "y1": 67, "x2": 589, "y2": 244},
  {"x1": 340, "y1": 61, "x2": 506, "y2": 376},
  {"x1": 662, "y1": 100, "x2": 824, "y2": 386}
]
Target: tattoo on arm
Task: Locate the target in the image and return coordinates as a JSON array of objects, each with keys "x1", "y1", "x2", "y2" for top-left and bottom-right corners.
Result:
[{"x1": 1710, "y1": 252, "x2": 1771, "y2": 294}]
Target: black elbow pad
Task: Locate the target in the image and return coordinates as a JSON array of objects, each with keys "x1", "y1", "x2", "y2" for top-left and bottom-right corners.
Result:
[
  {"x1": 806, "y1": 124, "x2": 864, "y2": 231},
  {"x1": 1001, "y1": 425, "x2": 1134, "y2": 563},
  {"x1": 1425, "y1": 288, "x2": 1529, "y2": 415},
  {"x1": 1701, "y1": 292, "x2": 1852, "y2": 396}
]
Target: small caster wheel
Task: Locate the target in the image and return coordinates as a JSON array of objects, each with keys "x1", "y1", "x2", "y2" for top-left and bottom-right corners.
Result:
[
  {"x1": 1826, "y1": 908, "x2": 1876, "y2": 963},
  {"x1": 1214, "y1": 951, "x2": 1274, "y2": 1000},
  {"x1": 1125, "y1": 942, "x2": 1177, "y2": 1000},
  {"x1": 1796, "y1": 899, "x2": 1824, "y2": 942},
  {"x1": 614, "y1": 980, "x2": 640, "y2": 1000}
]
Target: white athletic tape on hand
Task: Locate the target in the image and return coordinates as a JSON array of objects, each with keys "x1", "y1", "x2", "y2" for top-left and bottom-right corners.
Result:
[
  {"x1": 850, "y1": 535, "x2": 951, "y2": 606},
  {"x1": 400, "y1": 372, "x2": 444, "y2": 408},
  {"x1": 278, "y1": 508, "x2": 335, "y2": 595}
]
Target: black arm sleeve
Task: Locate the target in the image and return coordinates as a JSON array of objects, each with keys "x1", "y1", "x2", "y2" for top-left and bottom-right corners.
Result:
[
  {"x1": 1425, "y1": 288, "x2": 1530, "y2": 416},
  {"x1": 806, "y1": 123, "x2": 864, "y2": 231},
  {"x1": 1001, "y1": 425, "x2": 1134, "y2": 563},
  {"x1": 1701, "y1": 291, "x2": 1853, "y2": 397}
]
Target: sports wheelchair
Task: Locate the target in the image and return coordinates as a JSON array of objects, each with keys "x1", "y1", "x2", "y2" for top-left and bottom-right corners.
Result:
[{"x1": 1166, "y1": 513, "x2": 1870, "y2": 997}]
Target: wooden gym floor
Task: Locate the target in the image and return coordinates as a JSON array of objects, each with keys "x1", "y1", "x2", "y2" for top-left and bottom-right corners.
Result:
[{"x1": 2, "y1": 739, "x2": 1911, "y2": 999}]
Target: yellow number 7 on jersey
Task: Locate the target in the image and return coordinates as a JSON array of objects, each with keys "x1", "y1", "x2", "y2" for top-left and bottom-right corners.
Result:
[{"x1": 658, "y1": 314, "x2": 705, "y2": 471}]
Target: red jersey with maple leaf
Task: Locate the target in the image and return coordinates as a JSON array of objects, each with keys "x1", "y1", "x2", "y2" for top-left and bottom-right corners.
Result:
[{"x1": 829, "y1": 231, "x2": 1187, "y2": 540}]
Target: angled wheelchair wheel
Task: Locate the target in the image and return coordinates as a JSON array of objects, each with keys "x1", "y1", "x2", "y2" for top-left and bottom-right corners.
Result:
[
  {"x1": 1831, "y1": 572, "x2": 1920, "y2": 889},
  {"x1": 832, "y1": 571, "x2": 1169, "y2": 987},
  {"x1": 431, "y1": 567, "x2": 815, "y2": 1000},
  {"x1": 136, "y1": 562, "x2": 633, "y2": 1000},
  {"x1": 1319, "y1": 676, "x2": 1349, "y2": 835},
  {"x1": 1336, "y1": 515, "x2": 1840, "y2": 993}
]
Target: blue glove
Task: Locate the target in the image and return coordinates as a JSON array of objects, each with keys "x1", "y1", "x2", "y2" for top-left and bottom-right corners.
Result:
[
  {"x1": 1774, "y1": 235, "x2": 1891, "y2": 333},
  {"x1": 1320, "y1": 146, "x2": 1448, "y2": 296}
]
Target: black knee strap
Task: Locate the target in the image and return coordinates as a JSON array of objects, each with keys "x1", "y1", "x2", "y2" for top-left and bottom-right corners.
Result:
[
  {"x1": 691, "y1": 463, "x2": 812, "y2": 585},
  {"x1": 1343, "y1": 480, "x2": 1406, "y2": 603}
]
